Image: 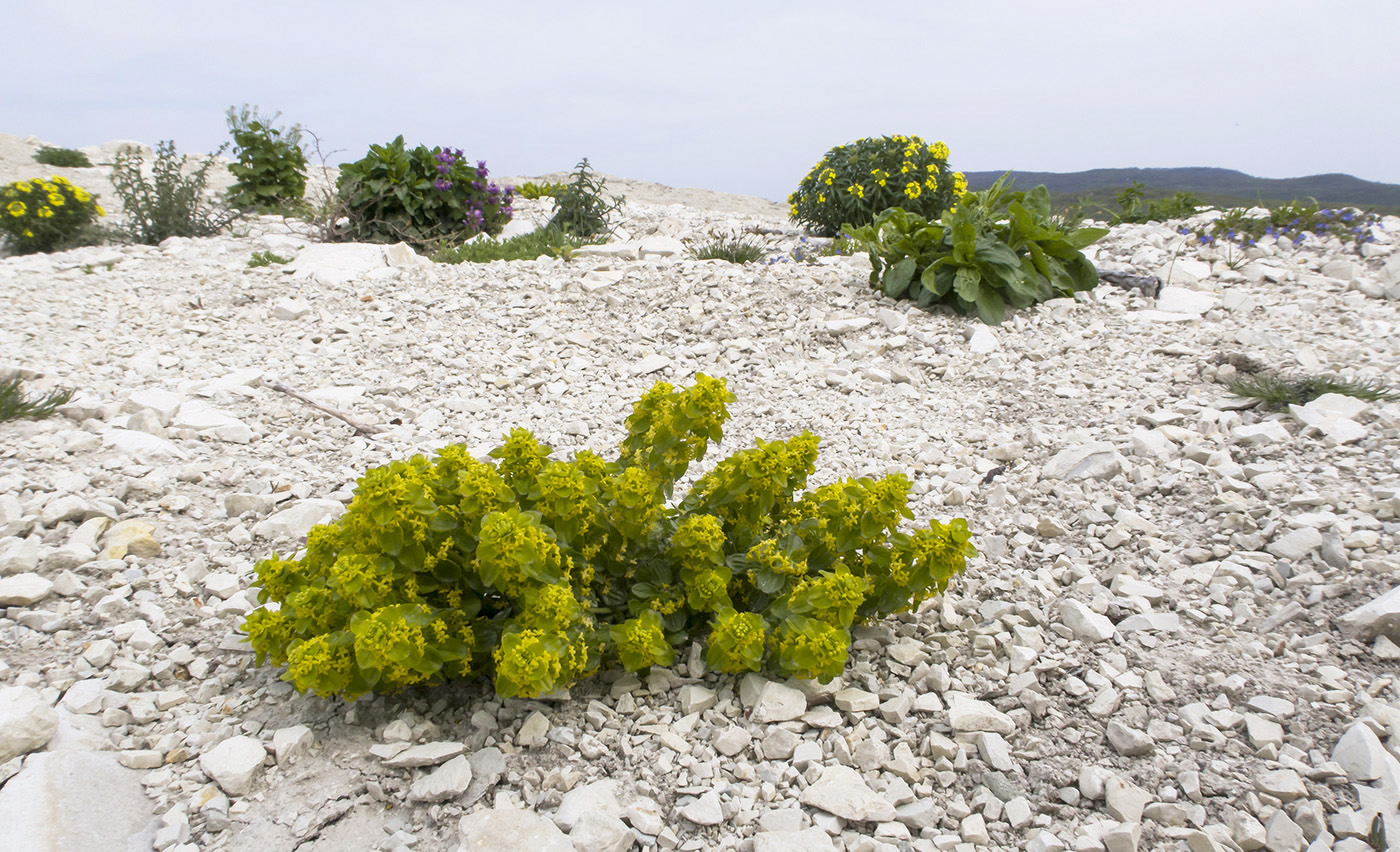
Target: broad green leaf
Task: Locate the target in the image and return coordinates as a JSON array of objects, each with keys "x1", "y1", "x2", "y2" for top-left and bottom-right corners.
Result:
[
  {"x1": 884, "y1": 258, "x2": 916, "y2": 298},
  {"x1": 953, "y1": 266, "x2": 981, "y2": 303},
  {"x1": 975, "y1": 288, "x2": 1006, "y2": 325}
]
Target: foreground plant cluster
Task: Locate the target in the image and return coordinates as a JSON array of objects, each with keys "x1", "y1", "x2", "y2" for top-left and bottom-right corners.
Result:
[{"x1": 243, "y1": 377, "x2": 975, "y2": 700}]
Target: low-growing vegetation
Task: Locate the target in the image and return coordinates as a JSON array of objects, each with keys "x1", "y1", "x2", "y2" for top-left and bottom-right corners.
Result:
[
  {"x1": 0, "y1": 376, "x2": 72, "y2": 422},
  {"x1": 247, "y1": 250, "x2": 291, "y2": 268},
  {"x1": 225, "y1": 104, "x2": 309, "y2": 213},
  {"x1": 1108, "y1": 181, "x2": 1201, "y2": 224},
  {"x1": 688, "y1": 233, "x2": 767, "y2": 263},
  {"x1": 516, "y1": 181, "x2": 565, "y2": 200},
  {"x1": 547, "y1": 158, "x2": 625, "y2": 240},
  {"x1": 243, "y1": 376, "x2": 974, "y2": 700},
  {"x1": 846, "y1": 175, "x2": 1107, "y2": 325},
  {"x1": 432, "y1": 227, "x2": 586, "y2": 264},
  {"x1": 1188, "y1": 201, "x2": 1381, "y2": 249},
  {"x1": 33, "y1": 146, "x2": 92, "y2": 168},
  {"x1": 1224, "y1": 371, "x2": 1399, "y2": 407}
]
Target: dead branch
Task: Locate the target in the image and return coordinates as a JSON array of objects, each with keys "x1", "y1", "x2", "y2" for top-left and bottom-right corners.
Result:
[{"x1": 260, "y1": 373, "x2": 387, "y2": 436}]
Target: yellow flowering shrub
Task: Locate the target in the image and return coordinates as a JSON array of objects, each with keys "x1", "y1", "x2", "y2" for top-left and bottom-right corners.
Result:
[
  {"x1": 789, "y1": 134, "x2": 963, "y2": 237},
  {"x1": 0, "y1": 176, "x2": 104, "y2": 254},
  {"x1": 245, "y1": 375, "x2": 975, "y2": 699}
]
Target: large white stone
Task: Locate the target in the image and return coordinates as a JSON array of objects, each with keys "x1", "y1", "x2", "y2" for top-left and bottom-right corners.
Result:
[
  {"x1": 0, "y1": 686, "x2": 58, "y2": 762},
  {"x1": 252, "y1": 499, "x2": 346, "y2": 540},
  {"x1": 459, "y1": 807, "x2": 573, "y2": 852},
  {"x1": 288, "y1": 242, "x2": 388, "y2": 286},
  {"x1": 1060, "y1": 600, "x2": 1116, "y2": 642},
  {"x1": 554, "y1": 779, "x2": 621, "y2": 831},
  {"x1": 1332, "y1": 722, "x2": 1387, "y2": 782},
  {"x1": 409, "y1": 754, "x2": 473, "y2": 802},
  {"x1": 798, "y1": 764, "x2": 897, "y2": 822},
  {"x1": 0, "y1": 573, "x2": 54, "y2": 606},
  {"x1": 947, "y1": 696, "x2": 1015, "y2": 735},
  {"x1": 754, "y1": 827, "x2": 838, "y2": 852},
  {"x1": 122, "y1": 389, "x2": 184, "y2": 426},
  {"x1": 1267, "y1": 527, "x2": 1322, "y2": 561},
  {"x1": 748, "y1": 680, "x2": 807, "y2": 723},
  {"x1": 199, "y1": 735, "x2": 267, "y2": 796},
  {"x1": 1041, "y1": 442, "x2": 1123, "y2": 481},
  {"x1": 1156, "y1": 287, "x2": 1219, "y2": 315},
  {"x1": 1337, "y1": 584, "x2": 1400, "y2": 643},
  {"x1": 569, "y1": 809, "x2": 635, "y2": 852},
  {"x1": 102, "y1": 428, "x2": 189, "y2": 462},
  {"x1": 0, "y1": 750, "x2": 157, "y2": 852}
]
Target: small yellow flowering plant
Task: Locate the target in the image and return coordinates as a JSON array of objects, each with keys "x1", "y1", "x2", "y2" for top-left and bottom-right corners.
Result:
[
  {"x1": 789, "y1": 135, "x2": 964, "y2": 237},
  {"x1": 0, "y1": 176, "x2": 104, "y2": 254},
  {"x1": 244, "y1": 376, "x2": 975, "y2": 699}
]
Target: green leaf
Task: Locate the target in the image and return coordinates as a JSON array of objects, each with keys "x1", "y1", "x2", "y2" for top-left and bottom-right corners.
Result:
[
  {"x1": 883, "y1": 257, "x2": 916, "y2": 298},
  {"x1": 975, "y1": 288, "x2": 1006, "y2": 325},
  {"x1": 953, "y1": 266, "x2": 981, "y2": 303}
]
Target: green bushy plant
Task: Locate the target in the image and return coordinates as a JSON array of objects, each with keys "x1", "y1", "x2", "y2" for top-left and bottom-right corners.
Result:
[
  {"x1": 432, "y1": 227, "x2": 586, "y2": 264},
  {"x1": 1, "y1": 176, "x2": 105, "y2": 254},
  {"x1": 225, "y1": 104, "x2": 308, "y2": 213},
  {"x1": 109, "y1": 140, "x2": 238, "y2": 245},
  {"x1": 1224, "y1": 372, "x2": 1399, "y2": 407},
  {"x1": 516, "y1": 181, "x2": 565, "y2": 200},
  {"x1": 788, "y1": 135, "x2": 964, "y2": 238},
  {"x1": 547, "y1": 158, "x2": 625, "y2": 239},
  {"x1": 0, "y1": 376, "x2": 72, "y2": 422},
  {"x1": 1111, "y1": 182, "x2": 1201, "y2": 224},
  {"x1": 847, "y1": 174, "x2": 1107, "y2": 325},
  {"x1": 243, "y1": 376, "x2": 975, "y2": 700},
  {"x1": 34, "y1": 146, "x2": 92, "y2": 168},
  {"x1": 335, "y1": 136, "x2": 515, "y2": 250}
]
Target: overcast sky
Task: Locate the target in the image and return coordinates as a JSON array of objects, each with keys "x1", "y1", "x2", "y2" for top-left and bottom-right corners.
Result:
[{"x1": 7, "y1": 2, "x2": 1397, "y2": 202}]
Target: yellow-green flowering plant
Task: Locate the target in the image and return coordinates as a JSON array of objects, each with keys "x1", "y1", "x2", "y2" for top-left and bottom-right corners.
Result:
[
  {"x1": 0, "y1": 176, "x2": 105, "y2": 254},
  {"x1": 243, "y1": 376, "x2": 975, "y2": 700},
  {"x1": 789, "y1": 134, "x2": 965, "y2": 237}
]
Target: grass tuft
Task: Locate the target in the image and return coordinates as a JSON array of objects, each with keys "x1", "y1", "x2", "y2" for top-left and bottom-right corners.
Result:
[
  {"x1": 247, "y1": 250, "x2": 291, "y2": 268},
  {"x1": 1225, "y1": 372, "x2": 1400, "y2": 407},
  {"x1": 688, "y1": 234, "x2": 767, "y2": 264},
  {"x1": 0, "y1": 376, "x2": 73, "y2": 422}
]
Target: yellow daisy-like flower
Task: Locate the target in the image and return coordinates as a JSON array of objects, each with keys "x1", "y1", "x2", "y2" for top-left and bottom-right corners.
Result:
[
  {"x1": 900, "y1": 162, "x2": 912, "y2": 174},
  {"x1": 16, "y1": 181, "x2": 32, "y2": 193},
  {"x1": 846, "y1": 184, "x2": 864, "y2": 199},
  {"x1": 52, "y1": 176, "x2": 70, "y2": 185},
  {"x1": 904, "y1": 182, "x2": 921, "y2": 199},
  {"x1": 36, "y1": 206, "x2": 54, "y2": 218},
  {"x1": 48, "y1": 192, "x2": 65, "y2": 206},
  {"x1": 932, "y1": 141, "x2": 950, "y2": 160},
  {"x1": 96, "y1": 205, "x2": 105, "y2": 217},
  {"x1": 73, "y1": 188, "x2": 91, "y2": 203},
  {"x1": 926, "y1": 177, "x2": 938, "y2": 191},
  {"x1": 817, "y1": 193, "x2": 825, "y2": 204},
  {"x1": 952, "y1": 172, "x2": 968, "y2": 194},
  {"x1": 821, "y1": 168, "x2": 835, "y2": 186},
  {"x1": 6, "y1": 201, "x2": 25, "y2": 217},
  {"x1": 22, "y1": 229, "x2": 33, "y2": 238},
  {"x1": 789, "y1": 204, "x2": 799, "y2": 217}
]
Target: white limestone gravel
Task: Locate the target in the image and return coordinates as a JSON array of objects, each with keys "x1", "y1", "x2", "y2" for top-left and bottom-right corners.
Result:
[{"x1": 2, "y1": 133, "x2": 1400, "y2": 852}]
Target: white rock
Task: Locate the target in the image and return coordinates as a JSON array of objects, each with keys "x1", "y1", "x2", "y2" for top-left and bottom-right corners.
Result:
[
  {"x1": 199, "y1": 735, "x2": 267, "y2": 797},
  {"x1": 1041, "y1": 442, "x2": 1123, "y2": 481},
  {"x1": 1337, "y1": 585, "x2": 1400, "y2": 643},
  {"x1": 288, "y1": 242, "x2": 387, "y2": 286},
  {"x1": 754, "y1": 827, "x2": 838, "y2": 852},
  {"x1": 0, "y1": 573, "x2": 54, "y2": 606},
  {"x1": 748, "y1": 680, "x2": 807, "y2": 723},
  {"x1": 554, "y1": 779, "x2": 621, "y2": 831},
  {"x1": 272, "y1": 725, "x2": 314, "y2": 767},
  {"x1": 102, "y1": 428, "x2": 189, "y2": 462},
  {"x1": 123, "y1": 389, "x2": 184, "y2": 426},
  {"x1": 947, "y1": 696, "x2": 1015, "y2": 734},
  {"x1": 0, "y1": 686, "x2": 58, "y2": 762},
  {"x1": 968, "y1": 326, "x2": 1000, "y2": 353},
  {"x1": 252, "y1": 499, "x2": 345, "y2": 540},
  {"x1": 458, "y1": 807, "x2": 573, "y2": 852},
  {"x1": 826, "y1": 317, "x2": 874, "y2": 334},
  {"x1": 570, "y1": 809, "x2": 635, "y2": 852},
  {"x1": 680, "y1": 790, "x2": 725, "y2": 826},
  {"x1": 798, "y1": 764, "x2": 897, "y2": 822},
  {"x1": 1156, "y1": 287, "x2": 1218, "y2": 315},
  {"x1": 1060, "y1": 600, "x2": 1116, "y2": 642},
  {"x1": 0, "y1": 751, "x2": 156, "y2": 851},
  {"x1": 409, "y1": 754, "x2": 473, "y2": 802},
  {"x1": 1331, "y1": 723, "x2": 1387, "y2": 782},
  {"x1": 1267, "y1": 527, "x2": 1322, "y2": 561},
  {"x1": 632, "y1": 354, "x2": 671, "y2": 376},
  {"x1": 384, "y1": 741, "x2": 467, "y2": 768},
  {"x1": 1104, "y1": 775, "x2": 1153, "y2": 822}
]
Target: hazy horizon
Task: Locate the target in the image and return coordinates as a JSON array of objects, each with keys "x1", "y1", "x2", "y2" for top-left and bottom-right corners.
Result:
[{"x1": 7, "y1": 2, "x2": 1397, "y2": 203}]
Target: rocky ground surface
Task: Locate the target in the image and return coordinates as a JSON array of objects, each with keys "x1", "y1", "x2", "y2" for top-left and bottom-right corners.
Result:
[{"x1": 3, "y1": 135, "x2": 1400, "y2": 852}]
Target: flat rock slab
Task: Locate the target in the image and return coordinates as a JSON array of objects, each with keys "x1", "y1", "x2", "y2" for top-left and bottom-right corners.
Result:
[
  {"x1": 798, "y1": 764, "x2": 896, "y2": 822},
  {"x1": 0, "y1": 685, "x2": 59, "y2": 762},
  {"x1": 458, "y1": 807, "x2": 573, "y2": 852},
  {"x1": 0, "y1": 750, "x2": 157, "y2": 852}
]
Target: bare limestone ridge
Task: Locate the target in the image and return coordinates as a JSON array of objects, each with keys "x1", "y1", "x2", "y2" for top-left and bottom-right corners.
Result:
[{"x1": 2, "y1": 135, "x2": 1400, "y2": 852}]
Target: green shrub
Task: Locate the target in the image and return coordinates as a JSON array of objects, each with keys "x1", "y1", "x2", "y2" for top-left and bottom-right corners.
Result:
[
  {"x1": 847, "y1": 175, "x2": 1107, "y2": 325},
  {"x1": 516, "y1": 181, "x2": 565, "y2": 200},
  {"x1": 335, "y1": 137, "x2": 515, "y2": 251},
  {"x1": 34, "y1": 146, "x2": 92, "y2": 168},
  {"x1": 243, "y1": 376, "x2": 975, "y2": 700},
  {"x1": 688, "y1": 233, "x2": 767, "y2": 263},
  {"x1": 432, "y1": 227, "x2": 586, "y2": 264},
  {"x1": 789, "y1": 135, "x2": 963, "y2": 238},
  {"x1": 247, "y1": 250, "x2": 291, "y2": 268},
  {"x1": 109, "y1": 140, "x2": 238, "y2": 245},
  {"x1": 1, "y1": 176, "x2": 106, "y2": 254},
  {"x1": 1109, "y1": 182, "x2": 1201, "y2": 224},
  {"x1": 0, "y1": 376, "x2": 72, "y2": 422},
  {"x1": 547, "y1": 158, "x2": 625, "y2": 240},
  {"x1": 225, "y1": 104, "x2": 308, "y2": 213}
]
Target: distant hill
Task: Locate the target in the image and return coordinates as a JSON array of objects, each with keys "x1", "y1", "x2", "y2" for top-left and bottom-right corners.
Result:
[{"x1": 962, "y1": 167, "x2": 1400, "y2": 215}]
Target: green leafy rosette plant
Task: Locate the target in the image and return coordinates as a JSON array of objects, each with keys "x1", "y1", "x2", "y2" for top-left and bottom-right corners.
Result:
[
  {"x1": 334, "y1": 136, "x2": 515, "y2": 251},
  {"x1": 0, "y1": 176, "x2": 105, "y2": 254},
  {"x1": 847, "y1": 174, "x2": 1107, "y2": 325},
  {"x1": 789, "y1": 135, "x2": 965, "y2": 237},
  {"x1": 244, "y1": 376, "x2": 975, "y2": 700},
  {"x1": 225, "y1": 104, "x2": 308, "y2": 213}
]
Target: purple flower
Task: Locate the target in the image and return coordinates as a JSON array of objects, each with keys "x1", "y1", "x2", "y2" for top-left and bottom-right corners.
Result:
[{"x1": 434, "y1": 178, "x2": 453, "y2": 191}]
